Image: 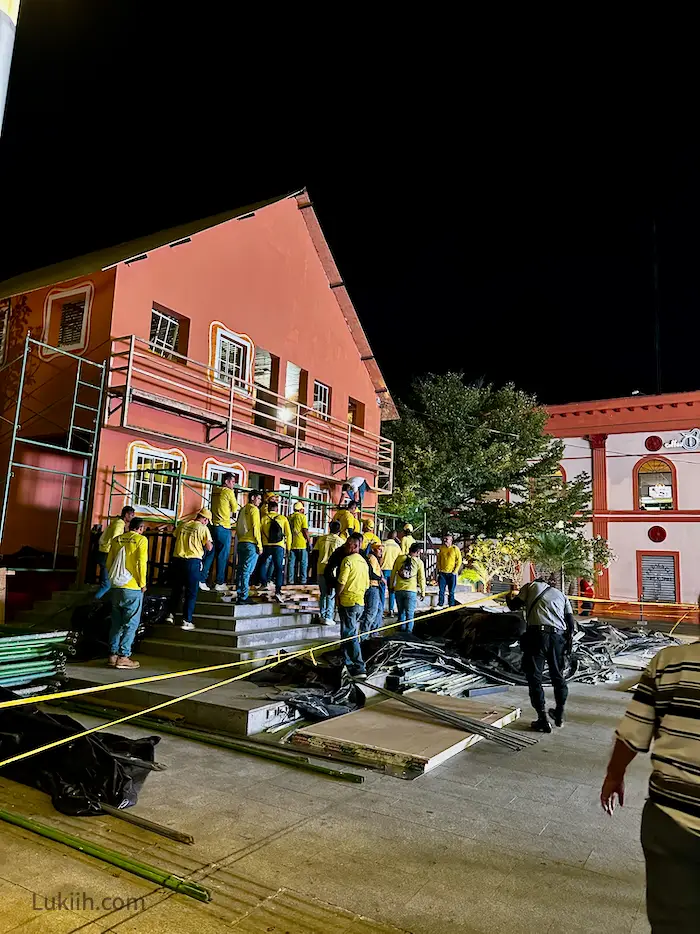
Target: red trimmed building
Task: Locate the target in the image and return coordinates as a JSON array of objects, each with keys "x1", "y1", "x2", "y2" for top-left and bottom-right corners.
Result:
[{"x1": 546, "y1": 391, "x2": 700, "y2": 607}]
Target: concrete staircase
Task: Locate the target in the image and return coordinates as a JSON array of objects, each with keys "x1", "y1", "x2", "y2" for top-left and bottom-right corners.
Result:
[{"x1": 10, "y1": 584, "x2": 98, "y2": 630}]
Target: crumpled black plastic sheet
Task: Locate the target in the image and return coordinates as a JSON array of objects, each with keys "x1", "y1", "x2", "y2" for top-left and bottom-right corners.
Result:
[
  {"x1": 0, "y1": 687, "x2": 163, "y2": 816},
  {"x1": 70, "y1": 594, "x2": 169, "y2": 661},
  {"x1": 250, "y1": 653, "x2": 366, "y2": 720}
]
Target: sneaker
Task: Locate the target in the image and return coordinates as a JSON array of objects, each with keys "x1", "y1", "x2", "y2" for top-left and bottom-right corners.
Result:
[
  {"x1": 199, "y1": 582, "x2": 210, "y2": 592},
  {"x1": 115, "y1": 656, "x2": 140, "y2": 669},
  {"x1": 237, "y1": 597, "x2": 255, "y2": 605},
  {"x1": 107, "y1": 655, "x2": 118, "y2": 667},
  {"x1": 320, "y1": 617, "x2": 334, "y2": 626},
  {"x1": 548, "y1": 707, "x2": 565, "y2": 728},
  {"x1": 165, "y1": 613, "x2": 175, "y2": 624},
  {"x1": 181, "y1": 621, "x2": 195, "y2": 631},
  {"x1": 272, "y1": 593, "x2": 282, "y2": 603},
  {"x1": 214, "y1": 583, "x2": 228, "y2": 592},
  {"x1": 531, "y1": 718, "x2": 552, "y2": 734}
]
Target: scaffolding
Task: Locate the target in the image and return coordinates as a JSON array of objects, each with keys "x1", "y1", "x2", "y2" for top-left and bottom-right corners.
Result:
[{"x1": 0, "y1": 335, "x2": 107, "y2": 569}]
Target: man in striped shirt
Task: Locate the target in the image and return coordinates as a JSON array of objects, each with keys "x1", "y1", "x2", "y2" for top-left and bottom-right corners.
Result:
[{"x1": 601, "y1": 641, "x2": 700, "y2": 933}]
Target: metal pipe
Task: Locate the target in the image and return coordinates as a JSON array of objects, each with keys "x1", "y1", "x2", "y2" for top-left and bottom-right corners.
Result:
[
  {"x1": 99, "y1": 803, "x2": 194, "y2": 845},
  {"x1": 0, "y1": 335, "x2": 30, "y2": 544}
]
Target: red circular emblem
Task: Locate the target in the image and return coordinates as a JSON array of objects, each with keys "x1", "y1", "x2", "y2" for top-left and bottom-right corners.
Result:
[
  {"x1": 645, "y1": 436, "x2": 663, "y2": 452},
  {"x1": 648, "y1": 526, "x2": 667, "y2": 543}
]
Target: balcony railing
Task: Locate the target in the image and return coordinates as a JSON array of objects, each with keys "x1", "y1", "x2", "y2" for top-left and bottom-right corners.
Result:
[{"x1": 107, "y1": 336, "x2": 394, "y2": 491}]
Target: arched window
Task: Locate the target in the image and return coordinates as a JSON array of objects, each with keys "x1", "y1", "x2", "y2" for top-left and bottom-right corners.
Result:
[{"x1": 634, "y1": 457, "x2": 677, "y2": 511}]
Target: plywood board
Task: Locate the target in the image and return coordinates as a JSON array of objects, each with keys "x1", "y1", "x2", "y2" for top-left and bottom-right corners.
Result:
[{"x1": 290, "y1": 692, "x2": 521, "y2": 778}]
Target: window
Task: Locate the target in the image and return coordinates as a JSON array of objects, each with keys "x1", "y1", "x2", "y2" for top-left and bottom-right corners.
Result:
[
  {"x1": 306, "y1": 483, "x2": 329, "y2": 535},
  {"x1": 637, "y1": 458, "x2": 675, "y2": 511},
  {"x1": 285, "y1": 362, "x2": 307, "y2": 404},
  {"x1": 0, "y1": 298, "x2": 9, "y2": 364},
  {"x1": 216, "y1": 333, "x2": 248, "y2": 389},
  {"x1": 41, "y1": 282, "x2": 93, "y2": 358},
  {"x1": 279, "y1": 479, "x2": 301, "y2": 516},
  {"x1": 57, "y1": 300, "x2": 86, "y2": 347},
  {"x1": 203, "y1": 462, "x2": 244, "y2": 508},
  {"x1": 638, "y1": 552, "x2": 679, "y2": 602},
  {"x1": 348, "y1": 397, "x2": 365, "y2": 428},
  {"x1": 313, "y1": 380, "x2": 331, "y2": 418},
  {"x1": 131, "y1": 449, "x2": 182, "y2": 515},
  {"x1": 254, "y1": 348, "x2": 280, "y2": 429},
  {"x1": 150, "y1": 307, "x2": 181, "y2": 357}
]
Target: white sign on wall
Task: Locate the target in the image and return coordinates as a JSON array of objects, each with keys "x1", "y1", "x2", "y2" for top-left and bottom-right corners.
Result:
[
  {"x1": 649, "y1": 485, "x2": 672, "y2": 499},
  {"x1": 664, "y1": 428, "x2": 700, "y2": 451}
]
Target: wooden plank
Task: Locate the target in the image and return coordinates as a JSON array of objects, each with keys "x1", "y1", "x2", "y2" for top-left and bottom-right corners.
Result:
[
  {"x1": 290, "y1": 693, "x2": 521, "y2": 778},
  {"x1": 0, "y1": 569, "x2": 16, "y2": 625}
]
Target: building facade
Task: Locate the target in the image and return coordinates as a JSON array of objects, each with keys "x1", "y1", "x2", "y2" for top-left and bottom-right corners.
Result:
[
  {"x1": 546, "y1": 391, "x2": 700, "y2": 606},
  {"x1": 0, "y1": 191, "x2": 395, "y2": 565}
]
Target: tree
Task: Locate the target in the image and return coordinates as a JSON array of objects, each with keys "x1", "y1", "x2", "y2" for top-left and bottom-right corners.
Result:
[
  {"x1": 525, "y1": 532, "x2": 592, "y2": 590},
  {"x1": 382, "y1": 373, "x2": 591, "y2": 539}
]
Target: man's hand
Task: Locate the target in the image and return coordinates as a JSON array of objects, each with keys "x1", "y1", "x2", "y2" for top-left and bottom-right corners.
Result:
[
  {"x1": 141, "y1": 586, "x2": 147, "y2": 593},
  {"x1": 600, "y1": 773, "x2": 625, "y2": 815},
  {"x1": 257, "y1": 547, "x2": 262, "y2": 555}
]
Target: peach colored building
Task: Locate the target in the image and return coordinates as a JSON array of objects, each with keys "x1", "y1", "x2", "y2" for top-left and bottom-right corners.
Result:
[{"x1": 0, "y1": 191, "x2": 396, "y2": 569}]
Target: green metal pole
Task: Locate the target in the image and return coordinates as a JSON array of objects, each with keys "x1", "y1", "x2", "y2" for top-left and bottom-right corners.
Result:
[{"x1": 0, "y1": 808, "x2": 211, "y2": 902}]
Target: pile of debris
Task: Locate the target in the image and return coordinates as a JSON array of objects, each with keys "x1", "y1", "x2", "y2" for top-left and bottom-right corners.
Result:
[
  {"x1": 572, "y1": 619, "x2": 682, "y2": 683},
  {"x1": 0, "y1": 628, "x2": 74, "y2": 696}
]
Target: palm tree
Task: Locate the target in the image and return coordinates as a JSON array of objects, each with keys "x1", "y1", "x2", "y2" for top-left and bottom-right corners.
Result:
[{"x1": 526, "y1": 532, "x2": 591, "y2": 593}]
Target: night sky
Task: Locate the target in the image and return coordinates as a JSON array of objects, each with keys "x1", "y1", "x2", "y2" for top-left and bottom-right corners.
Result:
[{"x1": 2, "y1": 4, "x2": 698, "y2": 406}]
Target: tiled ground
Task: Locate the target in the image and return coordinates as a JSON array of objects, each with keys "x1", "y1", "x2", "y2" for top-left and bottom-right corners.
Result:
[{"x1": 0, "y1": 681, "x2": 650, "y2": 933}]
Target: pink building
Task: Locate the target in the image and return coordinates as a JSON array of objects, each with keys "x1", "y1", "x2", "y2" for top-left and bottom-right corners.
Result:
[{"x1": 0, "y1": 191, "x2": 396, "y2": 571}]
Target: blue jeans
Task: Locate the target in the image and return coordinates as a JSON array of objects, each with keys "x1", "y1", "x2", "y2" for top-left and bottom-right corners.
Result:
[
  {"x1": 288, "y1": 548, "x2": 308, "y2": 584},
  {"x1": 359, "y1": 586, "x2": 382, "y2": 640},
  {"x1": 318, "y1": 575, "x2": 335, "y2": 621},
  {"x1": 109, "y1": 588, "x2": 143, "y2": 657},
  {"x1": 382, "y1": 570, "x2": 395, "y2": 613},
  {"x1": 201, "y1": 525, "x2": 231, "y2": 585},
  {"x1": 236, "y1": 541, "x2": 259, "y2": 600},
  {"x1": 338, "y1": 603, "x2": 365, "y2": 672},
  {"x1": 396, "y1": 590, "x2": 417, "y2": 632},
  {"x1": 438, "y1": 572, "x2": 457, "y2": 607},
  {"x1": 169, "y1": 556, "x2": 202, "y2": 622},
  {"x1": 260, "y1": 546, "x2": 285, "y2": 593},
  {"x1": 95, "y1": 552, "x2": 111, "y2": 599}
]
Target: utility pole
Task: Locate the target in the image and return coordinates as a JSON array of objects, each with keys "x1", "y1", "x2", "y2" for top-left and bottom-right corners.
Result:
[{"x1": 652, "y1": 218, "x2": 662, "y2": 394}]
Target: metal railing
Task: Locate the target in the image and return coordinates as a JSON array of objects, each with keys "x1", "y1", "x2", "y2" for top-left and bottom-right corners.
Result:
[{"x1": 108, "y1": 336, "x2": 394, "y2": 492}]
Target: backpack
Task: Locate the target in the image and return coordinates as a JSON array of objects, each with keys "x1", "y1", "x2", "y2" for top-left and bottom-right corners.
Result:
[
  {"x1": 108, "y1": 544, "x2": 133, "y2": 587},
  {"x1": 398, "y1": 556, "x2": 415, "y2": 580},
  {"x1": 267, "y1": 515, "x2": 284, "y2": 544}
]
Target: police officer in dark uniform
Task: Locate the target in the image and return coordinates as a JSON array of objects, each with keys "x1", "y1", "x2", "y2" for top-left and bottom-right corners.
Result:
[{"x1": 506, "y1": 578, "x2": 576, "y2": 733}]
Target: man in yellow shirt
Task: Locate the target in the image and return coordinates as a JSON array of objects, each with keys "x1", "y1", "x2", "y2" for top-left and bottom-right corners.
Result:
[
  {"x1": 360, "y1": 542, "x2": 384, "y2": 639},
  {"x1": 96, "y1": 505, "x2": 135, "y2": 599},
  {"x1": 288, "y1": 501, "x2": 310, "y2": 584},
  {"x1": 400, "y1": 523, "x2": 417, "y2": 554},
  {"x1": 166, "y1": 508, "x2": 213, "y2": 631},
  {"x1": 361, "y1": 519, "x2": 381, "y2": 554},
  {"x1": 390, "y1": 542, "x2": 426, "y2": 633},
  {"x1": 312, "y1": 519, "x2": 344, "y2": 623},
  {"x1": 333, "y1": 502, "x2": 361, "y2": 540},
  {"x1": 381, "y1": 530, "x2": 402, "y2": 616},
  {"x1": 336, "y1": 536, "x2": 370, "y2": 675},
  {"x1": 260, "y1": 497, "x2": 292, "y2": 599},
  {"x1": 106, "y1": 517, "x2": 148, "y2": 669},
  {"x1": 437, "y1": 533, "x2": 463, "y2": 608},
  {"x1": 236, "y1": 489, "x2": 262, "y2": 604},
  {"x1": 200, "y1": 473, "x2": 238, "y2": 593}
]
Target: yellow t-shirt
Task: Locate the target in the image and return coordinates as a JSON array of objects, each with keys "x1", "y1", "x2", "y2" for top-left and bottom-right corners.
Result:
[
  {"x1": 107, "y1": 531, "x2": 148, "y2": 590},
  {"x1": 99, "y1": 517, "x2": 125, "y2": 554},
  {"x1": 367, "y1": 553, "x2": 382, "y2": 587},
  {"x1": 210, "y1": 486, "x2": 238, "y2": 529},
  {"x1": 391, "y1": 553, "x2": 426, "y2": 596},
  {"x1": 381, "y1": 539, "x2": 401, "y2": 571},
  {"x1": 362, "y1": 531, "x2": 381, "y2": 550},
  {"x1": 401, "y1": 534, "x2": 417, "y2": 555},
  {"x1": 334, "y1": 508, "x2": 361, "y2": 540},
  {"x1": 313, "y1": 532, "x2": 345, "y2": 575},
  {"x1": 173, "y1": 520, "x2": 212, "y2": 559},
  {"x1": 290, "y1": 512, "x2": 309, "y2": 550},
  {"x1": 437, "y1": 545, "x2": 462, "y2": 575},
  {"x1": 237, "y1": 503, "x2": 262, "y2": 549},
  {"x1": 261, "y1": 512, "x2": 292, "y2": 550},
  {"x1": 337, "y1": 553, "x2": 370, "y2": 607}
]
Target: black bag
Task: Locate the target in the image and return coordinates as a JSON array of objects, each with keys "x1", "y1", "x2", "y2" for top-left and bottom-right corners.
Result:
[{"x1": 267, "y1": 515, "x2": 284, "y2": 544}]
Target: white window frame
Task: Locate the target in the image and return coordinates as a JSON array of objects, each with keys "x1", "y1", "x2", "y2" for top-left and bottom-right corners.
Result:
[
  {"x1": 150, "y1": 307, "x2": 180, "y2": 357},
  {"x1": 129, "y1": 446, "x2": 183, "y2": 517},
  {"x1": 278, "y1": 479, "x2": 301, "y2": 517},
  {"x1": 313, "y1": 380, "x2": 331, "y2": 419},
  {"x1": 0, "y1": 297, "x2": 9, "y2": 366},
  {"x1": 204, "y1": 462, "x2": 245, "y2": 509},
  {"x1": 306, "y1": 483, "x2": 329, "y2": 535},
  {"x1": 40, "y1": 282, "x2": 94, "y2": 358},
  {"x1": 215, "y1": 330, "x2": 250, "y2": 392}
]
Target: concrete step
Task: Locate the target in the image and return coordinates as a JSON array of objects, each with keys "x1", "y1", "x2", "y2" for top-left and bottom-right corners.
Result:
[
  {"x1": 14, "y1": 606, "x2": 78, "y2": 625},
  {"x1": 188, "y1": 610, "x2": 316, "y2": 632},
  {"x1": 149, "y1": 622, "x2": 339, "y2": 649},
  {"x1": 139, "y1": 636, "x2": 332, "y2": 665}
]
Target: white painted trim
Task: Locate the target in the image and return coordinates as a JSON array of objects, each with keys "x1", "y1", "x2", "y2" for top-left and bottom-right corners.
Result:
[
  {"x1": 128, "y1": 443, "x2": 184, "y2": 517},
  {"x1": 40, "y1": 281, "x2": 94, "y2": 359}
]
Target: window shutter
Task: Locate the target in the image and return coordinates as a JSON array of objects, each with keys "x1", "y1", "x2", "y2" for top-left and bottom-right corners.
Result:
[
  {"x1": 640, "y1": 554, "x2": 676, "y2": 602},
  {"x1": 58, "y1": 300, "x2": 85, "y2": 347}
]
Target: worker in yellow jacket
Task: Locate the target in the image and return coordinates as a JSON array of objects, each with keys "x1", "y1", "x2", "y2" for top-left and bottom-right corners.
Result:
[
  {"x1": 236, "y1": 489, "x2": 262, "y2": 604},
  {"x1": 400, "y1": 523, "x2": 417, "y2": 554},
  {"x1": 260, "y1": 497, "x2": 292, "y2": 598},
  {"x1": 333, "y1": 502, "x2": 361, "y2": 540},
  {"x1": 106, "y1": 517, "x2": 148, "y2": 669},
  {"x1": 289, "y1": 501, "x2": 310, "y2": 583},
  {"x1": 200, "y1": 473, "x2": 239, "y2": 593},
  {"x1": 390, "y1": 542, "x2": 426, "y2": 633},
  {"x1": 380, "y1": 530, "x2": 402, "y2": 616},
  {"x1": 96, "y1": 505, "x2": 135, "y2": 599},
  {"x1": 361, "y1": 518, "x2": 381, "y2": 554},
  {"x1": 166, "y1": 508, "x2": 213, "y2": 632},
  {"x1": 437, "y1": 533, "x2": 463, "y2": 607}
]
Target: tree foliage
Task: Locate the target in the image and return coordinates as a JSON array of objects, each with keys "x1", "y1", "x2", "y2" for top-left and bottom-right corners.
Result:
[{"x1": 383, "y1": 373, "x2": 591, "y2": 539}]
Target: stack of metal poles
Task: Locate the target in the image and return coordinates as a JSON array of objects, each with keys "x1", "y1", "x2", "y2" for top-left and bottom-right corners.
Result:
[{"x1": 0, "y1": 630, "x2": 72, "y2": 694}]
